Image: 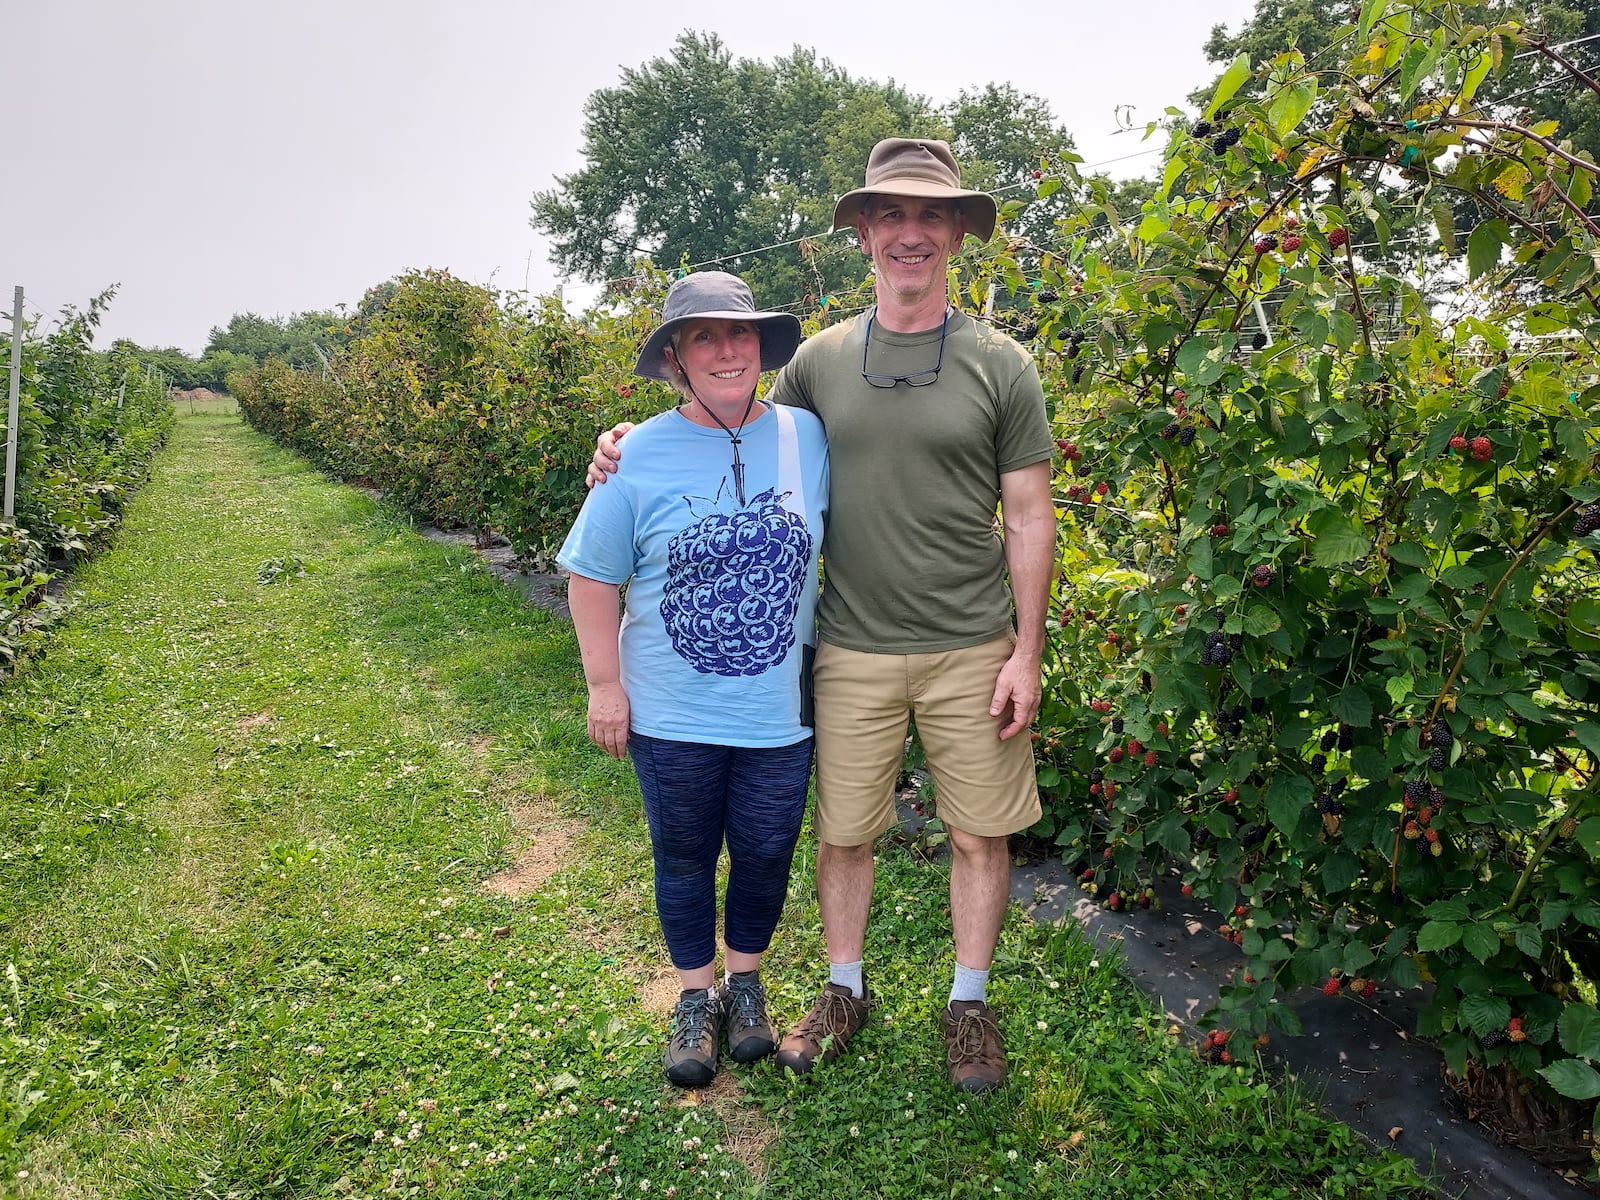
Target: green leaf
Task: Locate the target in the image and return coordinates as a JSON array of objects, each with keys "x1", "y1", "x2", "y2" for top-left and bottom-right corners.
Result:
[
  {"x1": 1541, "y1": 1059, "x2": 1600, "y2": 1101},
  {"x1": 1574, "y1": 817, "x2": 1600, "y2": 859},
  {"x1": 1330, "y1": 686, "x2": 1373, "y2": 728},
  {"x1": 1432, "y1": 199, "x2": 1456, "y2": 255},
  {"x1": 1467, "y1": 219, "x2": 1509, "y2": 280},
  {"x1": 1417, "y1": 920, "x2": 1462, "y2": 951},
  {"x1": 1243, "y1": 605, "x2": 1282, "y2": 636},
  {"x1": 1388, "y1": 541, "x2": 1430, "y2": 568},
  {"x1": 1208, "y1": 55, "x2": 1252, "y2": 118},
  {"x1": 1462, "y1": 922, "x2": 1500, "y2": 963},
  {"x1": 1514, "y1": 924, "x2": 1543, "y2": 959},
  {"x1": 1425, "y1": 897, "x2": 1470, "y2": 921},
  {"x1": 1266, "y1": 774, "x2": 1314, "y2": 832},
  {"x1": 1306, "y1": 508, "x2": 1371, "y2": 567},
  {"x1": 1496, "y1": 606, "x2": 1538, "y2": 641},
  {"x1": 1385, "y1": 672, "x2": 1415, "y2": 706},
  {"x1": 1575, "y1": 723, "x2": 1600, "y2": 758},
  {"x1": 1320, "y1": 850, "x2": 1362, "y2": 893},
  {"x1": 1560, "y1": 1005, "x2": 1600, "y2": 1060},
  {"x1": 1459, "y1": 993, "x2": 1510, "y2": 1036},
  {"x1": 1268, "y1": 78, "x2": 1318, "y2": 138}
]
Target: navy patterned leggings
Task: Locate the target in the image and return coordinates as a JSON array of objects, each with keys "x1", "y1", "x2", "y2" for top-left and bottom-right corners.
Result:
[{"x1": 629, "y1": 732, "x2": 814, "y2": 971}]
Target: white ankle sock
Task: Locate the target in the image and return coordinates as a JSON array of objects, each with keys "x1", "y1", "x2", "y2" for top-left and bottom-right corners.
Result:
[
  {"x1": 949, "y1": 962, "x2": 989, "y2": 1005},
  {"x1": 829, "y1": 960, "x2": 864, "y2": 999}
]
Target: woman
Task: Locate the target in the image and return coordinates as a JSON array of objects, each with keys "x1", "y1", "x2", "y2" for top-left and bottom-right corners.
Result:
[{"x1": 557, "y1": 271, "x2": 827, "y2": 1087}]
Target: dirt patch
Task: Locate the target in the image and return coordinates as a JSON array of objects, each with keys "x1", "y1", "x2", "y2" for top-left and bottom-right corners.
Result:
[
  {"x1": 481, "y1": 800, "x2": 585, "y2": 899},
  {"x1": 1446, "y1": 1062, "x2": 1599, "y2": 1192},
  {"x1": 236, "y1": 708, "x2": 274, "y2": 733},
  {"x1": 638, "y1": 966, "x2": 681, "y2": 1017},
  {"x1": 469, "y1": 734, "x2": 494, "y2": 757},
  {"x1": 676, "y1": 1072, "x2": 778, "y2": 1182}
]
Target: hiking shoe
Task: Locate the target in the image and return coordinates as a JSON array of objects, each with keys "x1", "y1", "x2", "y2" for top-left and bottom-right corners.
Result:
[
  {"x1": 664, "y1": 988, "x2": 720, "y2": 1087},
  {"x1": 719, "y1": 971, "x2": 778, "y2": 1063},
  {"x1": 943, "y1": 999, "x2": 1006, "y2": 1093},
  {"x1": 775, "y1": 982, "x2": 870, "y2": 1075}
]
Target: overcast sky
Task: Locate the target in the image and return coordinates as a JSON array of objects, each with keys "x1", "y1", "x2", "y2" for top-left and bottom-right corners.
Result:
[{"x1": 6, "y1": 0, "x2": 1257, "y2": 355}]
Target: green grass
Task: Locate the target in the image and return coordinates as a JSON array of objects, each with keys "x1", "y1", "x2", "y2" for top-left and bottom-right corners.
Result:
[{"x1": 0, "y1": 415, "x2": 1431, "y2": 1198}]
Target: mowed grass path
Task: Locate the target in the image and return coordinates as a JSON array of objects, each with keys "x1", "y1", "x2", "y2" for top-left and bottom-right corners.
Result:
[{"x1": 0, "y1": 412, "x2": 1429, "y2": 1199}]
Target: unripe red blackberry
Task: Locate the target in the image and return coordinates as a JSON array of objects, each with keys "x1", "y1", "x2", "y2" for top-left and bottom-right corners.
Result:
[
  {"x1": 1327, "y1": 227, "x2": 1349, "y2": 248},
  {"x1": 1322, "y1": 976, "x2": 1342, "y2": 996},
  {"x1": 1212, "y1": 522, "x2": 1230, "y2": 536},
  {"x1": 1160, "y1": 422, "x2": 1180, "y2": 439},
  {"x1": 1254, "y1": 235, "x2": 1278, "y2": 254},
  {"x1": 1470, "y1": 436, "x2": 1492, "y2": 461},
  {"x1": 1281, "y1": 234, "x2": 1303, "y2": 252},
  {"x1": 1448, "y1": 434, "x2": 1467, "y2": 452},
  {"x1": 1252, "y1": 564, "x2": 1276, "y2": 587}
]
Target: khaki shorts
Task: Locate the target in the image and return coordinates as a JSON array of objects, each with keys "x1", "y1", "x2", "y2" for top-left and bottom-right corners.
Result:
[{"x1": 812, "y1": 635, "x2": 1041, "y2": 846}]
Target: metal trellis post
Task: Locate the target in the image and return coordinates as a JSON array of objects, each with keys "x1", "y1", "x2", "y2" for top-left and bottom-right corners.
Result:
[{"x1": 4, "y1": 286, "x2": 22, "y2": 520}]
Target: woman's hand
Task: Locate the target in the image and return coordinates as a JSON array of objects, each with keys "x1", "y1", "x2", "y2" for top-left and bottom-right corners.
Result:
[
  {"x1": 584, "y1": 422, "x2": 636, "y2": 488},
  {"x1": 587, "y1": 682, "x2": 631, "y2": 758}
]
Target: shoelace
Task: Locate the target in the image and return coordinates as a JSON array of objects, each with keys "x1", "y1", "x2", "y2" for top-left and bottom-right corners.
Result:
[
  {"x1": 799, "y1": 989, "x2": 860, "y2": 1038},
  {"x1": 672, "y1": 995, "x2": 716, "y2": 1049},
  {"x1": 947, "y1": 1009, "x2": 1003, "y2": 1065},
  {"x1": 724, "y1": 978, "x2": 768, "y2": 1029}
]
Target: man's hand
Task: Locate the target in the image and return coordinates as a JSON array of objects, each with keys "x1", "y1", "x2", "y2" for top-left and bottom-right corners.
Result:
[
  {"x1": 586, "y1": 681, "x2": 630, "y2": 758},
  {"x1": 585, "y1": 421, "x2": 636, "y2": 488},
  {"x1": 989, "y1": 650, "x2": 1042, "y2": 741}
]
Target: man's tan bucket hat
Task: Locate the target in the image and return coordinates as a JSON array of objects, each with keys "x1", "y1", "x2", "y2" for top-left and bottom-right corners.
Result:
[{"x1": 831, "y1": 138, "x2": 998, "y2": 243}]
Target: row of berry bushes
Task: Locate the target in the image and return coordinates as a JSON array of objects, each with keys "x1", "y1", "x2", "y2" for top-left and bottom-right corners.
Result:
[
  {"x1": 972, "y1": 0, "x2": 1600, "y2": 1145},
  {"x1": 230, "y1": 267, "x2": 689, "y2": 567},
  {"x1": 1, "y1": 289, "x2": 175, "y2": 679}
]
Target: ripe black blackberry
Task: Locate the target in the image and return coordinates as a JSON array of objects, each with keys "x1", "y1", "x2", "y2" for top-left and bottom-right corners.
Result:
[
  {"x1": 1429, "y1": 785, "x2": 1445, "y2": 806},
  {"x1": 1178, "y1": 425, "x2": 1198, "y2": 446},
  {"x1": 1071, "y1": 366, "x2": 1085, "y2": 384},
  {"x1": 1252, "y1": 332, "x2": 1268, "y2": 350},
  {"x1": 1311, "y1": 753, "x2": 1327, "y2": 775},
  {"x1": 1481, "y1": 1029, "x2": 1507, "y2": 1049},
  {"x1": 1212, "y1": 135, "x2": 1230, "y2": 156},
  {"x1": 1228, "y1": 633, "x2": 1243, "y2": 651},
  {"x1": 1192, "y1": 120, "x2": 1213, "y2": 138},
  {"x1": 1111, "y1": 716, "x2": 1125, "y2": 734},
  {"x1": 1090, "y1": 767, "x2": 1105, "y2": 784},
  {"x1": 1224, "y1": 128, "x2": 1243, "y2": 146},
  {"x1": 1320, "y1": 729, "x2": 1339, "y2": 752},
  {"x1": 1332, "y1": 777, "x2": 1349, "y2": 797},
  {"x1": 1160, "y1": 422, "x2": 1180, "y2": 440},
  {"x1": 1404, "y1": 778, "x2": 1429, "y2": 805},
  {"x1": 1430, "y1": 718, "x2": 1454, "y2": 749},
  {"x1": 1574, "y1": 503, "x2": 1600, "y2": 537},
  {"x1": 1428, "y1": 744, "x2": 1449, "y2": 771},
  {"x1": 1037, "y1": 290, "x2": 1060, "y2": 304},
  {"x1": 1337, "y1": 724, "x2": 1354, "y2": 751},
  {"x1": 1240, "y1": 824, "x2": 1267, "y2": 848},
  {"x1": 1252, "y1": 564, "x2": 1276, "y2": 587}
]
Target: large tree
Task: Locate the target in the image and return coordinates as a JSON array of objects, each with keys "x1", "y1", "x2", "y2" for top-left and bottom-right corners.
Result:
[{"x1": 531, "y1": 33, "x2": 1079, "y2": 308}]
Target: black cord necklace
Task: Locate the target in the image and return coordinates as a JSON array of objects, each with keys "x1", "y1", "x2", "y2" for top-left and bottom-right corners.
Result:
[{"x1": 688, "y1": 389, "x2": 758, "y2": 506}]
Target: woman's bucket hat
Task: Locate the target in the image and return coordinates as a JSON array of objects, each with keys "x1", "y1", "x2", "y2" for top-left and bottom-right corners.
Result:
[{"x1": 634, "y1": 271, "x2": 802, "y2": 381}]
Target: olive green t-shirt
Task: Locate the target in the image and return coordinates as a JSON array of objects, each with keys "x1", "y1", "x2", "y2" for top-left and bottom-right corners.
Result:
[{"x1": 765, "y1": 308, "x2": 1053, "y2": 654}]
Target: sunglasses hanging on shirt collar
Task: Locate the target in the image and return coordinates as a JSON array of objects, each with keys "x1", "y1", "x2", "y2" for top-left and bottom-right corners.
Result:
[{"x1": 861, "y1": 305, "x2": 949, "y2": 388}]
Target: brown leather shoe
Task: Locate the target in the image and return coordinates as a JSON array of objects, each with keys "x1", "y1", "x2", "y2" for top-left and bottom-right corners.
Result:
[
  {"x1": 775, "y1": 982, "x2": 870, "y2": 1075},
  {"x1": 943, "y1": 999, "x2": 1006, "y2": 1093}
]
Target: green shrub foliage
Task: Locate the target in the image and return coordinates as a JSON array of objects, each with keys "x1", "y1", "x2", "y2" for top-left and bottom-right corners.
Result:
[
  {"x1": 0, "y1": 288, "x2": 174, "y2": 676},
  {"x1": 981, "y1": 0, "x2": 1600, "y2": 1112}
]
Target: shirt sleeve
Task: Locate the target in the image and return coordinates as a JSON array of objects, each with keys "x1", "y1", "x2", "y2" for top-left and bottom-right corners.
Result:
[
  {"x1": 556, "y1": 475, "x2": 639, "y2": 585},
  {"x1": 996, "y1": 355, "x2": 1054, "y2": 474}
]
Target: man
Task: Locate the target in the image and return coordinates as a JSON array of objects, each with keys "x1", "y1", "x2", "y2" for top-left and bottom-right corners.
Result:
[{"x1": 593, "y1": 139, "x2": 1056, "y2": 1092}]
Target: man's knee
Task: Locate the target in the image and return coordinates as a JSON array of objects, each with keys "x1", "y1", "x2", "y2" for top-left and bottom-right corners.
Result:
[{"x1": 947, "y1": 826, "x2": 1008, "y2": 861}]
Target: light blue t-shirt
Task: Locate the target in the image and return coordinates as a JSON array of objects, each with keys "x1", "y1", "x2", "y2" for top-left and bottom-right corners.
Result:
[{"x1": 557, "y1": 401, "x2": 828, "y2": 748}]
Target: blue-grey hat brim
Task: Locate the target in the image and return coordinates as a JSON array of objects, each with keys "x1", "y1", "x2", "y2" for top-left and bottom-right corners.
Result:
[{"x1": 634, "y1": 311, "x2": 802, "y2": 381}]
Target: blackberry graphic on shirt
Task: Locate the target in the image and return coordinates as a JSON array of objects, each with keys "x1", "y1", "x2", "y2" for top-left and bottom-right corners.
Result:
[{"x1": 660, "y1": 485, "x2": 812, "y2": 677}]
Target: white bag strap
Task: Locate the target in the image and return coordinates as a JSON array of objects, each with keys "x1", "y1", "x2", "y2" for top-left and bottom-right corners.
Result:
[{"x1": 773, "y1": 402, "x2": 804, "y2": 518}]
